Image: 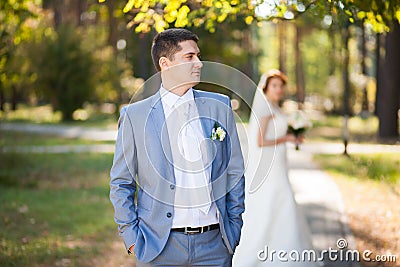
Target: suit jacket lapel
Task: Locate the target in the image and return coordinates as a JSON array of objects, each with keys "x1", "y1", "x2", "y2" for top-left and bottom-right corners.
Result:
[
  {"x1": 194, "y1": 90, "x2": 221, "y2": 183},
  {"x1": 149, "y1": 92, "x2": 175, "y2": 182},
  {"x1": 193, "y1": 90, "x2": 213, "y2": 137}
]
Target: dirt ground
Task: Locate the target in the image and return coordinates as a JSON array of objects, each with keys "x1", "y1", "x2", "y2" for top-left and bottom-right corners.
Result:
[
  {"x1": 90, "y1": 240, "x2": 135, "y2": 267},
  {"x1": 334, "y1": 176, "x2": 400, "y2": 267}
]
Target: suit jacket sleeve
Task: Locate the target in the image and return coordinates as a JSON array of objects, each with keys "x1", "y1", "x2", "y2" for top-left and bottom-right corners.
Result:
[
  {"x1": 109, "y1": 106, "x2": 139, "y2": 252},
  {"x1": 225, "y1": 99, "x2": 246, "y2": 247}
]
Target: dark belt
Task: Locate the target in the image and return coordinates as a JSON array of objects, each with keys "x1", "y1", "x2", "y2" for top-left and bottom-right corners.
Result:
[{"x1": 171, "y1": 224, "x2": 219, "y2": 234}]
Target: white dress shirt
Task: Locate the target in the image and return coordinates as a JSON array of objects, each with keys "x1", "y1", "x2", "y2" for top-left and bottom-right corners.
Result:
[{"x1": 160, "y1": 86, "x2": 218, "y2": 228}]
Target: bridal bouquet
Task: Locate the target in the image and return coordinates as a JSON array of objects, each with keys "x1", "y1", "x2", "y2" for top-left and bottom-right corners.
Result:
[{"x1": 287, "y1": 110, "x2": 312, "y2": 150}]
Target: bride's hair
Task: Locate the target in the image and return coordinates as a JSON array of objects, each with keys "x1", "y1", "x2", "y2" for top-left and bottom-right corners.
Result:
[{"x1": 262, "y1": 69, "x2": 288, "y2": 93}]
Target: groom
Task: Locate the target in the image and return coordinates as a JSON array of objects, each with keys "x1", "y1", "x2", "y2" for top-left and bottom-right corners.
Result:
[{"x1": 110, "y1": 28, "x2": 245, "y2": 266}]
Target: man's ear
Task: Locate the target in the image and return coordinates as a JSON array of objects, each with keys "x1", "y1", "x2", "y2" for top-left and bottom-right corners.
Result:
[{"x1": 159, "y1": 57, "x2": 169, "y2": 71}]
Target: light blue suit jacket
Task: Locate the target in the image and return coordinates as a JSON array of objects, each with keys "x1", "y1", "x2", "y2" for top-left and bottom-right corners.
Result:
[{"x1": 110, "y1": 89, "x2": 245, "y2": 263}]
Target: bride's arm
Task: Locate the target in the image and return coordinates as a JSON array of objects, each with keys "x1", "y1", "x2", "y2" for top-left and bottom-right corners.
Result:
[{"x1": 257, "y1": 115, "x2": 296, "y2": 147}]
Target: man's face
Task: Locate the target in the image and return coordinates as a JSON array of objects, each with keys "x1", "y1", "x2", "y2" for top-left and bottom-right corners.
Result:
[{"x1": 161, "y1": 40, "x2": 203, "y2": 91}]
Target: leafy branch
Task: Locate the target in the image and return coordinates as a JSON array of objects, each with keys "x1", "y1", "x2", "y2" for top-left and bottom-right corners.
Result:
[{"x1": 98, "y1": 0, "x2": 400, "y2": 33}]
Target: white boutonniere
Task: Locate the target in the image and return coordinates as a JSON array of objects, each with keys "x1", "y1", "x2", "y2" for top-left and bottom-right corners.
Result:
[{"x1": 210, "y1": 122, "x2": 226, "y2": 142}]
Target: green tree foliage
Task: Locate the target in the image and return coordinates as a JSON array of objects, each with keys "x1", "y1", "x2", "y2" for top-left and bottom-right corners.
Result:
[
  {"x1": 119, "y1": 0, "x2": 400, "y2": 33},
  {"x1": 334, "y1": 0, "x2": 400, "y2": 31},
  {"x1": 29, "y1": 25, "x2": 95, "y2": 121},
  {"x1": 118, "y1": 0, "x2": 251, "y2": 33},
  {"x1": 0, "y1": 0, "x2": 38, "y2": 110}
]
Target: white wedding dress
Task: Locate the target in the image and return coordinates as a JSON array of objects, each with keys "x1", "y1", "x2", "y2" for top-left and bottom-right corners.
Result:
[{"x1": 233, "y1": 88, "x2": 318, "y2": 267}]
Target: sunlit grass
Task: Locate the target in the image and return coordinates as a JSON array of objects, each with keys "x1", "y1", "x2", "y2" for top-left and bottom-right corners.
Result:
[
  {"x1": 0, "y1": 104, "x2": 117, "y2": 128},
  {"x1": 348, "y1": 116, "x2": 379, "y2": 134},
  {"x1": 0, "y1": 152, "x2": 116, "y2": 266},
  {"x1": 308, "y1": 115, "x2": 380, "y2": 143},
  {"x1": 0, "y1": 187, "x2": 115, "y2": 265},
  {"x1": 314, "y1": 153, "x2": 400, "y2": 184},
  {"x1": 0, "y1": 130, "x2": 114, "y2": 148},
  {"x1": 310, "y1": 114, "x2": 379, "y2": 130},
  {"x1": 311, "y1": 115, "x2": 343, "y2": 128},
  {"x1": 0, "y1": 104, "x2": 61, "y2": 123}
]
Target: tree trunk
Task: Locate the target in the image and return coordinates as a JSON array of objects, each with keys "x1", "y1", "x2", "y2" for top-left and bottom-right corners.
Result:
[
  {"x1": 342, "y1": 24, "x2": 351, "y2": 155},
  {"x1": 11, "y1": 85, "x2": 17, "y2": 111},
  {"x1": 75, "y1": 0, "x2": 85, "y2": 26},
  {"x1": 0, "y1": 84, "x2": 5, "y2": 112},
  {"x1": 328, "y1": 26, "x2": 341, "y2": 113},
  {"x1": 137, "y1": 33, "x2": 151, "y2": 79},
  {"x1": 53, "y1": 0, "x2": 63, "y2": 28},
  {"x1": 375, "y1": 33, "x2": 382, "y2": 116},
  {"x1": 242, "y1": 28, "x2": 254, "y2": 79},
  {"x1": 295, "y1": 24, "x2": 305, "y2": 106},
  {"x1": 328, "y1": 27, "x2": 336, "y2": 76},
  {"x1": 360, "y1": 24, "x2": 369, "y2": 113},
  {"x1": 342, "y1": 25, "x2": 351, "y2": 116},
  {"x1": 106, "y1": 0, "x2": 118, "y2": 55},
  {"x1": 278, "y1": 21, "x2": 287, "y2": 74},
  {"x1": 377, "y1": 22, "x2": 400, "y2": 140}
]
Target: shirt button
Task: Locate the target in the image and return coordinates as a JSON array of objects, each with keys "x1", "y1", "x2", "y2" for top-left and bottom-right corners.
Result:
[
  {"x1": 166, "y1": 212, "x2": 172, "y2": 218},
  {"x1": 170, "y1": 184, "x2": 175, "y2": 190}
]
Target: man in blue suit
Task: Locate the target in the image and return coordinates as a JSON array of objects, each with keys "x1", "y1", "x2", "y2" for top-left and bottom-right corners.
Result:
[{"x1": 110, "y1": 28, "x2": 245, "y2": 266}]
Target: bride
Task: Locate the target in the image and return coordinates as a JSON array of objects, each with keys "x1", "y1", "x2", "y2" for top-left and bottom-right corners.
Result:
[{"x1": 233, "y1": 70, "x2": 318, "y2": 266}]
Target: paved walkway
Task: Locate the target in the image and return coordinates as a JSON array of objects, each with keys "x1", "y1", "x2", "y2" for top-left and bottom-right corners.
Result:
[
  {"x1": 287, "y1": 147, "x2": 360, "y2": 266},
  {"x1": 3, "y1": 122, "x2": 400, "y2": 266}
]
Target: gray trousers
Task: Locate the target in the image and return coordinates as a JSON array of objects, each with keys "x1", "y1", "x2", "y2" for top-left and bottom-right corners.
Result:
[{"x1": 136, "y1": 229, "x2": 232, "y2": 267}]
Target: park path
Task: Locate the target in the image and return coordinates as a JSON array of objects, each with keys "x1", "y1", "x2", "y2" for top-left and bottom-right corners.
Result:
[
  {"x1": 287, "y1": 148, "x2": 360, "y2": 266},
  {"x1": 2, "y1": 122, "x2": 399, "y2": 154},
  {"x1": 3, "y1": 122, "x2": 400, "y2": 266}
]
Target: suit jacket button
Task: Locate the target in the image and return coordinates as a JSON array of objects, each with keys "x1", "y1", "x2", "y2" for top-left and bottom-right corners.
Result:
[
  {"x1": 170, "y1": 184, "x2": 175, "y2": 190},
  {"x1": 166, "y1": 212, "x2": 172, "y2": 218}
]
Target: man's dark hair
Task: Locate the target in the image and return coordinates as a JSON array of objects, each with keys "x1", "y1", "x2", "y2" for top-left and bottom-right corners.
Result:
[{"x1": 151, "y1": 28, "x2": 199, "y2": 71}]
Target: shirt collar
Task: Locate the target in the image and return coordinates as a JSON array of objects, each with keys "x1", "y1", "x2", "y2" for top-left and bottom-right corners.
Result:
[{"x1": 160, "y1": 86, "x2": 195, "y2": 109}]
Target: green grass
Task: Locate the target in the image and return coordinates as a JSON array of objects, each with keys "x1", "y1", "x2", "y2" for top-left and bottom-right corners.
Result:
[
  {"x1": 0, "y1": 130, "x2": 114, "y2": 148},
  {"x1": 311, "y1": 115, "x2": 343, "y2": 128},
  {"x1": 0, "y1": 152, "x2": 117, "y2": 266},
  {"x1": 0, "y1": 104, "x2": 118, "y2": 128},
  {"x1": 308, "y1": 115, "x2": 380, "y2": 143},
  {"x1": 0, "y1": 153, "x2": 113, "y2": 188},
  {"x1": 0, "y1": 104, "x2": 62, "y2": 123},
  {"x1": 314, "y1": 153, "x2": 400, "y2": 185}
]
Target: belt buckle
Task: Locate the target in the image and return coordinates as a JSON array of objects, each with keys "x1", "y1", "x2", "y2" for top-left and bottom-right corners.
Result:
[{"x1": 184, "y1": 227, "x2": 201, "y2": 234}]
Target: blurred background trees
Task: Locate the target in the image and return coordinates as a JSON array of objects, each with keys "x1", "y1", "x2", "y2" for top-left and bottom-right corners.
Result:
[
  {"x1": 28, "y1": 25, "x2": 95, "y2": 121},
  {"x1": 119, "y1": 0, "x2": 400, "y2": 140},
  {"x1": 1, "y1": 0, "x2": 138, "y2": 120},
  {"x1": 0, "y1": 0, "x2": 399, "y2": 140}
]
